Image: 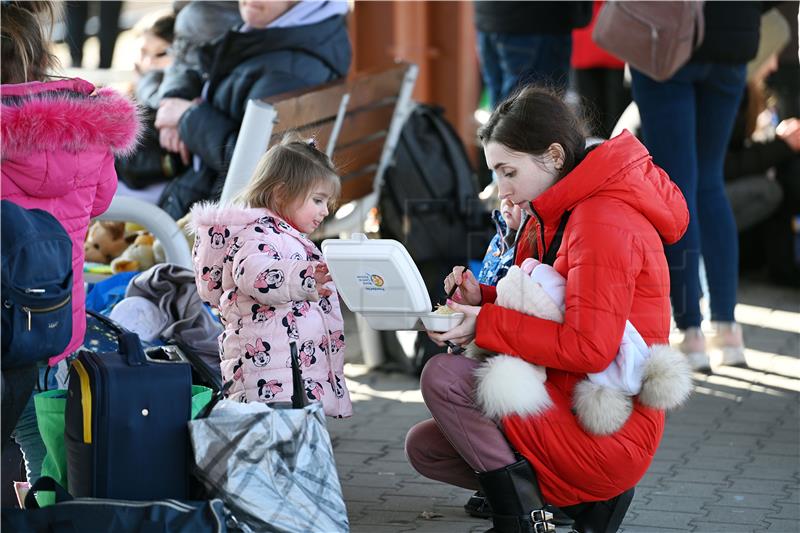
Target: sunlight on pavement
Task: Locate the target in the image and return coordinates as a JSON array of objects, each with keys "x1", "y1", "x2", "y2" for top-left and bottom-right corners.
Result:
[
  {"x1": 736, "y1": 303, "x2": 800, "y2": 334},
  {"x1": 344, "y1": 364, "x2": 425, "y2": 403}
]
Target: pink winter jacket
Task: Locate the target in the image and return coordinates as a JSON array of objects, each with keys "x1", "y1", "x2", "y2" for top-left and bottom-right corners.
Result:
[
  {"x1": 190, "y1": 203, "x2": 352, "y2": 417},
  {"x1": 1, "y1": 78, "x2": 140, "y2": 365}
]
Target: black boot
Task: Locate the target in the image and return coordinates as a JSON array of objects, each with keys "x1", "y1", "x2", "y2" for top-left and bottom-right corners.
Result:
[
  {"x1": 465, "y1": 491, "x2": 574, "y2": 526},
  {"x1": 476, "y1": 458, "x2": 555, "y2": 533},
  {"x1": 465, "y1": 490, "x2": 493, "y2": 518},
  {"x1": 563, "y1": 487, "x2": 635, "y2": 533}
]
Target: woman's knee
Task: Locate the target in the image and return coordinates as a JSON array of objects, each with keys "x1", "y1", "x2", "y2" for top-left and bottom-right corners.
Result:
[
  {"x1": 419, "y1": 353, "x2": 474, "y2": 404},
  {"x1": 404, "y1": 419, "x2": 436, "y2": 471}
]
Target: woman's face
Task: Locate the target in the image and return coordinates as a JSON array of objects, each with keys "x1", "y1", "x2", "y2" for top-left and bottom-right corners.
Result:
[
  {"x1": 485, "y1": 141, "x2": 559, "y2": 208},
  {"x1": 239, "y1": 0, "x2": 293, "y2": 28}
]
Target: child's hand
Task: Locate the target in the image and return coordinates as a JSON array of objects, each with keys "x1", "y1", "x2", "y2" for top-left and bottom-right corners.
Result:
[{"x1": 314, "y1": 262, "x2": 333, "y2": 297}]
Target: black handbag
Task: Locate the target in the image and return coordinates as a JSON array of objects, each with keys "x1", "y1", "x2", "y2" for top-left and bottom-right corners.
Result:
[{"x1": 1, "y1": 476, "x2": 230, "y2": 533}]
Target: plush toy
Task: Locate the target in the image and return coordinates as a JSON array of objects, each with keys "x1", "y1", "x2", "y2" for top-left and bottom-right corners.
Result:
[
  {"x1": 176, "y1": 212, "x2": 195, "y2": 250},
  {"x1": 111, "y1": 232, "x2": 157, "y2": 274},
  {"x1": 84, "y1": 221, "x2": 135, "y2": 264},
  {"x1": 470, "y1": 260, "x2": 692, "y2": 435}
]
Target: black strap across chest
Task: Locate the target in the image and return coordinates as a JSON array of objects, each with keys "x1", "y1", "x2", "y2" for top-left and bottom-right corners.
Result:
[{"x1": 541, "y1": 211, "x2": 571, "y2": 267}]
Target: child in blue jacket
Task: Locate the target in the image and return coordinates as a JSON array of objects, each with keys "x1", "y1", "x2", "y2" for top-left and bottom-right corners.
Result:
[{"x1": 477, "y1": 198, "x2": 524, "y2": 286}]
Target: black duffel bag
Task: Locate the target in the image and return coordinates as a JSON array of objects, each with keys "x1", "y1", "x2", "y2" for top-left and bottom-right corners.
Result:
[{"x1": 2, "y1": 476, "x2": 231, "y2": 533}]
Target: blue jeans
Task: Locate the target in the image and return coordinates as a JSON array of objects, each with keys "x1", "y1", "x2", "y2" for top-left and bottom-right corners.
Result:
[
  {"x1": 477, "y1": 32, "x2": 572, "y2": 108},
  {"x1": 631, "y1": 63, "x2": 746, "y2": 330},
  {"x1": 13, "y1": 359, "x2": 70, "y2": 484}
]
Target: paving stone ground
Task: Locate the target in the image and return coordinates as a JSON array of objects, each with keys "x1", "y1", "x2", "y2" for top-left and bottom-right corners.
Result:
[{"x1": 329, "y1": 279, "x2": 799, "y2": 533}]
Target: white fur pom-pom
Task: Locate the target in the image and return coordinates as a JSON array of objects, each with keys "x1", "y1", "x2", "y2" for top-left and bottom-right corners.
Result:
[
  {"x1": 638, "y1": 344, "x2": 693, "y2": 410},
  {"x1": 573, "y1": 380, "x2": 632, "y2": 435},
  {"x1": 473, "y1": 355, "x2": 551, "y2": 419}
]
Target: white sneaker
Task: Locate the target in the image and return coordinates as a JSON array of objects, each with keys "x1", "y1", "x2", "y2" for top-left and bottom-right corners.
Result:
[
  {"x1": 679, "y1": 327, "x2": 711, "y2": 372},
  {"x1": 709, "y1": 322, "x2": 747, "y2": 367}
]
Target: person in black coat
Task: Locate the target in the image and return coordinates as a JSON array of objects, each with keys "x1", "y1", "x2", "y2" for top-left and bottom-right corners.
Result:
[{"x1": 155, "y1": 0, "x2": 351, "y2": 219}]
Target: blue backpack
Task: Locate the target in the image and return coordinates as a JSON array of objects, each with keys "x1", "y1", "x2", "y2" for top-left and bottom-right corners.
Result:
[{"x1": 1, "y1": 200, "x2": 73, "y2": 368}]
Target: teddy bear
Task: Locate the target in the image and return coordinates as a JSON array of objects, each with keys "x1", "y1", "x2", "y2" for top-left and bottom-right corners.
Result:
[
  {"x1": 110, "y1": 232, "x2": 157, "y2": 274},
  {"x1": 469, "y1": 259, "x2": 692, "y2": 435},
  {"x1": 84, "y1": 221, "x2": 135, "y2": 264}
]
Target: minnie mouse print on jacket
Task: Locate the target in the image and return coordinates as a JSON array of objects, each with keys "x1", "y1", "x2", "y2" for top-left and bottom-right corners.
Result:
[{"x1": 190, "y1": 202, "x2": 352, "y2": 417}]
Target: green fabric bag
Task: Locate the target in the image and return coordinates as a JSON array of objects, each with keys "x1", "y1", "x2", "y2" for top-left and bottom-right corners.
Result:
[
  {"x1": 191, "y1": 385, "x2": 213, "y2": 420},
  {"x1": 33, "y1": 390, "x2": 69, "y2": 489}
]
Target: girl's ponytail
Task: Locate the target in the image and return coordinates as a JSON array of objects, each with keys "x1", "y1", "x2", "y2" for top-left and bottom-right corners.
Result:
[{"x1": 1, "y1": 0, "x2": 61, "y2": 84}]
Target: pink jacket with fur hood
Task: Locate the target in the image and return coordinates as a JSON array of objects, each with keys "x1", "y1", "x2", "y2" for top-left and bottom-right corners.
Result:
[
  {"x1": 1, "y1": 78, "x2": 140, "y2": 365},
  {"x1": 190, "y1": 202, "x2": 352, "y2": 417}
]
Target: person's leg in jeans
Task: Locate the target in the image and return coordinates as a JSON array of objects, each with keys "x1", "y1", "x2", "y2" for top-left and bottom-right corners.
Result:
[
  {"x1": 632, "y1": 65, "x2": 703, "y2": 330},
  {"x1": 1, "y1": 365, "x2": 37, "y2": 447},
  {"x1": 694, "y1": 64, "x2": 747, "y2": 323},
  {"x1": 695, "y1": 64, "x2": 748, "y2": 364},
  {"x1": 12, "y1": 358, "x2": 70, "y2": 484},
  {"x1": 477, "y1": 32, "x2": 504, "y2": 109},
  {"x1": 495, "y1": 33, "x2": 572, "y2": 98},
  {"x1": 407, "y1": 354, "x2": 517, "y2": 477}
]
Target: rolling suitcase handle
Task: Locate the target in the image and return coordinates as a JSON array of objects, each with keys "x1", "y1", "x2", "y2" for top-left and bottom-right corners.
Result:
[{"x1": 118, "y1": 332, "x2": 147, "y2": 366}]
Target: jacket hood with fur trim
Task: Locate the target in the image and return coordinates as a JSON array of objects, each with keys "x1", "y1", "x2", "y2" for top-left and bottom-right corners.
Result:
[
  {"x1": 2, "y1": 78, "x2": 140, "y2": 157},
  {"x1": 1, "y1": 78, "x2": 140, "y2": 198}
]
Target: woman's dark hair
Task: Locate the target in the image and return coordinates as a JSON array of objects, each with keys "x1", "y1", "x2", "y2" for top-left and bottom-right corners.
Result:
[
  {"x1": 1, "y1": 0, "x2": 61, "y2": 84},
  {"x1": 478, "y1": 86, "x2": 587, "y2": 178}
]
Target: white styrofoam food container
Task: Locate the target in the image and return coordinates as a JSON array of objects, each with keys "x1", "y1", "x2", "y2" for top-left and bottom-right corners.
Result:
[{"x1": 321, "y1": 234, "x2": 464, "y2": 332}]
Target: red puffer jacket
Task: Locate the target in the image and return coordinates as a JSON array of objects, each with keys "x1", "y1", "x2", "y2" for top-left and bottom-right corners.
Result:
[{"x1": 475, "y1": 131, "x2": 688, "y2": 507}]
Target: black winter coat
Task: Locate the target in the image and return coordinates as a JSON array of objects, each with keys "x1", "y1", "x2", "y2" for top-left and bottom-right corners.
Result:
[
  {"x1": 691, "y1": 1, "x2": 765, "y2": 64},
  {"x1": 473, "y1": 1, "x2": 591, "y2": 35},
  {"x1": 158, "y1": 14, "x2": 351, "y2": 219}
]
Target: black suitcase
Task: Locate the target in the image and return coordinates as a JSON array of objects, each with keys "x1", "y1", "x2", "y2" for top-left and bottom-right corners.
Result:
[{"x1": 65, "y1": 329, "x2": 192, "y2": 500}]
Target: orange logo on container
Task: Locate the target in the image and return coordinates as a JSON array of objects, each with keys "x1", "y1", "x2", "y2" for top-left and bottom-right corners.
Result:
[{"x1": 370, "y1": 274, "x2": 384, "y2": 287}]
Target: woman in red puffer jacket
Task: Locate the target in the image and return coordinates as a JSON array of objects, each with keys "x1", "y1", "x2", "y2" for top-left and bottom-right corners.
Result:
[{"x1": 405, "y1": 86, "x2": 690, "y2": 533}]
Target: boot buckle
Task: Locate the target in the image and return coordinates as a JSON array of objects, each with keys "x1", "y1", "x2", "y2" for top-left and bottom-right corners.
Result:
[{"x1": 531, "y1": 509, "x2": 555, "y2": 533}]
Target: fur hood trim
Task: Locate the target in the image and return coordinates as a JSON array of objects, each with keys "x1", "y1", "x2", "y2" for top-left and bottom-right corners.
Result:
[
  {"x1": 1, "y1": 80, "x2": 141, "y2": 157},
  {"x1": 473, "y1": 355, "x2": 551, "y2": 419},
  {"x1": 188, "y1": 201, "x2": 267, "y2": 233}
]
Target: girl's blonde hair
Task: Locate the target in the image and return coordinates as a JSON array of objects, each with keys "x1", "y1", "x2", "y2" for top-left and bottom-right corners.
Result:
[
  {"x1": 236, "y1": 133, "x2": 341, "y2": 216},
  {"x1": 1, "y1": 1, "x2": 61, "y2": 84}
]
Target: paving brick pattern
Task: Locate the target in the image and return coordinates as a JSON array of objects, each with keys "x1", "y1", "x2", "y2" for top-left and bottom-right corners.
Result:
[{"x1": 328, "y1": 280, "x2": 799, "y2": 532}]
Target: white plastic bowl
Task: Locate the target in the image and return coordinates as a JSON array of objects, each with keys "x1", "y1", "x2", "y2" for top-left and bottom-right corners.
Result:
[{"x1": 420, "y1": 312, "x2": 465, "y2": 332}]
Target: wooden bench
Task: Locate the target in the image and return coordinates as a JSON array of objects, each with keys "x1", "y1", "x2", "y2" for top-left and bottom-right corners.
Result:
[{"x1": 220, "y1": 62, "x2": 418, "y2": 239}]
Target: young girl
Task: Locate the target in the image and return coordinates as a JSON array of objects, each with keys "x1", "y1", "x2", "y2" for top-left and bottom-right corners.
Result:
[
  {"x1": 190, "y1": 135, "x2": 352, "y2": 417},
  {"x1": 1, "y1": 0, "x2": 139, "y2": 483}
]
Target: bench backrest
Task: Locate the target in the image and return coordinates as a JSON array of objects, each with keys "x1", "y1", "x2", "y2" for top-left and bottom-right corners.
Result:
[{"x1": 219, "y1": 62, "x2": 418, "y2": 237}]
